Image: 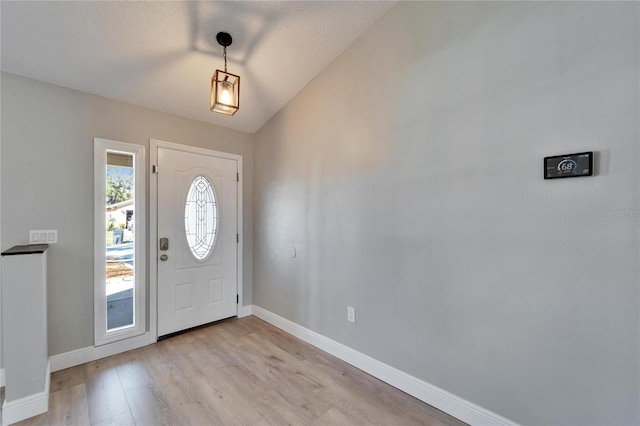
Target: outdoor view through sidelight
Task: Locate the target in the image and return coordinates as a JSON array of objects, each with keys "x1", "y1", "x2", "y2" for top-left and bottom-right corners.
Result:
[
  {"x1": 94, "y1": 138, "x2": 145, "y2": 346},
  {"x1": 105, "y1": 151, "x2": 135, "y2": 330}
]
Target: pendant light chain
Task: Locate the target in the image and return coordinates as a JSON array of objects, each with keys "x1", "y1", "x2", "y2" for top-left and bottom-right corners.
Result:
[{"x1": 223, "y1": 46, "x2": 228, "y2": 73}]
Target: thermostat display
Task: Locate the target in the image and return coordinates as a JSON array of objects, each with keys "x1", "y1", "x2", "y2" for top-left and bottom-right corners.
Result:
[{"x1": 544, "y1": 152, "x2": 593, "y2": 179}]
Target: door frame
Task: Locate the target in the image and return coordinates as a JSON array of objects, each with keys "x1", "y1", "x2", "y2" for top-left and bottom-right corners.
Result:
[{"x1": 149, "y1": 139, "x2": 243, "y2": 343}]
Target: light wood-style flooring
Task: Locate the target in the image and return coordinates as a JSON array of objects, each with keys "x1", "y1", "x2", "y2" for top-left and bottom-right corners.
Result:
[{"x1": 12, "y1": 316, "x2": 465, "y2": 425}]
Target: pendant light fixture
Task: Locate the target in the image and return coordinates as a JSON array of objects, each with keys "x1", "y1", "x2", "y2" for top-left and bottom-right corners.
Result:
[{"x1": 211, "y1": 32, "x2": 240, "y2": 116}]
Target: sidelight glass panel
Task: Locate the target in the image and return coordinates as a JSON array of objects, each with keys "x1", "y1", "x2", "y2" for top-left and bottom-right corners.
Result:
[
  {"x1": 105, "y1": 152, "x2": 135, "y2": 331},
  {"x1": 184, "y1": 176, "x2": 218, "y2": 261}
]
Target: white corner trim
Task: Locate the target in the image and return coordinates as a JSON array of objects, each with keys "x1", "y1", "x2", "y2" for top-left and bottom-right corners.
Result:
[
  {"x1": 238, "y1": 304, "x2": 253, "y2": 318},
  {"x1": 2, "y1": 361, "x2": 50, "y2": 426},
  {"x1": 50, "y1": 332, "x2": 150, "y2": 373},
  {"x1": 251, "y1": 305, "x2": 517, "y2": 426},
  {"x1": 0, "y1": 368, "x2": 4, "y2": 387}
]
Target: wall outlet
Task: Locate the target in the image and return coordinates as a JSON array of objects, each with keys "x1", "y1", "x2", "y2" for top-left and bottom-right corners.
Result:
[
  {"x1": 347, "y1": 306, "x2": 356, "y2": 323},
  {"x1": 30, "y1": 230, "x2": 57, "y2": 244}
]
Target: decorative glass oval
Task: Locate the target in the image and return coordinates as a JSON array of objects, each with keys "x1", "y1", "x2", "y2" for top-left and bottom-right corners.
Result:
[{"x1": 184, "y1": 176, "x2": 218, "y2": 261}]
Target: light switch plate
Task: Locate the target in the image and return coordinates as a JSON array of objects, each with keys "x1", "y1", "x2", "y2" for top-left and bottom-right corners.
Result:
[
  {"x1": 347, "y1": 306, "x2": 356, "y2": 323},
  {"x1": 30, "y1": 230, "x2": 57, "y2": 244}
]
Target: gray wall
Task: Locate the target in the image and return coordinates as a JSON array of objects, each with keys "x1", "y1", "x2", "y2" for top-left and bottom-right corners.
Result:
[
  {"x1": 253, "y1": 2, "x2": 639, "y2": 425},
  {"x1": 1, "y1": 72, "x2": 254, "y2": 356}
]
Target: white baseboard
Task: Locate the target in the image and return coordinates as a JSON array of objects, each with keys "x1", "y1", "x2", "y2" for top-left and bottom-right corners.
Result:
[
  {"x1": 238, "y1": 304, "x2": 253, "y2": 318},
  {"x1": 50, "y1": 332, "x2": 150, "y2": 373},
  {"x1": 2, "y1": 361, "x2": 50, "y2": 426},
  {"x1": 251, "y1": 305, "x2": 516, "y2": 426}
]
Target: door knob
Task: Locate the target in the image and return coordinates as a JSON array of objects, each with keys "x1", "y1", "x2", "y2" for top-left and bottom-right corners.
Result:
[{"x1": 160, "y1": 254, "x2": 168, "y2": 261}]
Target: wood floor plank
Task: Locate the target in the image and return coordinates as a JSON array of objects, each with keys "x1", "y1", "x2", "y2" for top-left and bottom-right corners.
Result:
[
  {"x1": 123, "y1": 385, "x2": 174, "y2": 426},
  {"x1": 6, "y1": 316, "x2": 466, "y2": 426},
  {"x1": 49, "y1": 366, "x2": 87, "y2": 394},
  {"x1": 67, "y1": 384, "x2": 91, "y2": 426},
  {"x1": 83, "y1": 357, "x2": 130, "y2": 424},
  {"x1": 309, "y1": 351, "x2": 460, "y2": 426},
  {"x1": 91, "y1": 409, "x2": 135, "y2": 426},
  {"x1": 17, "y1": 383, "x2": 90, "y2": 426},
  {"x1": 312, "y1": 406, "x2": 357, "y2": 425}
]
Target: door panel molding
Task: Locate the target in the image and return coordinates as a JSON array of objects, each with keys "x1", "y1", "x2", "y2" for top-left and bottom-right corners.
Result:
[{"x1": 150, "y1": 139, "x2": 243, "y2": 342}]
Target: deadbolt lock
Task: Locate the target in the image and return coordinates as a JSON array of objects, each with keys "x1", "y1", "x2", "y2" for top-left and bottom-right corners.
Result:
[{"x1": 159, "y1": 237, "x2": 169, "y2": 251}]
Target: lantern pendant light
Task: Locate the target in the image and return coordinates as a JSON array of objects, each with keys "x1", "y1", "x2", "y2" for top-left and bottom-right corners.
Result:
[{"x1": 211, "y1": 32, "x2": 240, "y2": 116}]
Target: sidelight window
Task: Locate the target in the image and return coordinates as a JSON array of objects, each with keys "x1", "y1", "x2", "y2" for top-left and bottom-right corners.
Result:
[{"x1": 94, "y1": 138, "x2": 146, "y2": 346}]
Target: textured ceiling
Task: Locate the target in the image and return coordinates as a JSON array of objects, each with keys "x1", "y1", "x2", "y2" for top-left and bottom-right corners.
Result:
[{"x1": 1, "y1": 1, "x2": 394, "y2": 134}]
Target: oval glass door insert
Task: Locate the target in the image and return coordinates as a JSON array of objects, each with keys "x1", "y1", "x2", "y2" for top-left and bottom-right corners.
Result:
[{"x1": 184, "y1": 176, "x2": 218, "y2": 260}]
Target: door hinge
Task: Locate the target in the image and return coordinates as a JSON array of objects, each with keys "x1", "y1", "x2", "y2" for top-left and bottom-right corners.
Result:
[
  {"x1": 237, "y1": 294, "x2": 239, "y2": 304},
  {"x1": 236, "y1": 233, "x2": 239, "y2": 243},
  {"x1": 152, "y1": 165, "x2": 158, "y2": 174},
  {"x1": 237, "y1": 172, "x2": 239, "y2": 182}
]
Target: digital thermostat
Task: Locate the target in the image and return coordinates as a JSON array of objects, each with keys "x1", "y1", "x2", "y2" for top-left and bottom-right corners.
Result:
[{"x1": 544, "y1": 152, "x2": 593, "y2": 179}]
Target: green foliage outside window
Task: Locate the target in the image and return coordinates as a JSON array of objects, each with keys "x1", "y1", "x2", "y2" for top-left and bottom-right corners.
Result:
[{"x1": 106, "y1": 176, "x2": 132, "y2": 205}]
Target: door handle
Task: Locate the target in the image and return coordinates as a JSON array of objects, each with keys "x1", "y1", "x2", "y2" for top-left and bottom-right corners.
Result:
[
  {"x1": 160, "y1": 254, "x2": 168, "y2": 261},
  {"x1": 159, "y1": 237, "x2": 169, "y2": 251}
]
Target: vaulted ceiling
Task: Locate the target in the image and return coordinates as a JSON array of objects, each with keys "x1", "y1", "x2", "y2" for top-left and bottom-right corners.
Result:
[{"x1": 1, "y1": 1, "x2": 394, "y2": 134}]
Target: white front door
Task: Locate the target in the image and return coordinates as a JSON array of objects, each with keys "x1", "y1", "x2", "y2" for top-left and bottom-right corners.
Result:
[{"x1": 157, "y1": 147, "x2": 238, "y2": 336}]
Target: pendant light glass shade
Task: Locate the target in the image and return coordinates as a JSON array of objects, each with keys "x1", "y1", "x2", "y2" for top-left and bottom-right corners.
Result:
[{"x1": 211, "y1": 70, "x2": 240, "y2": 116}]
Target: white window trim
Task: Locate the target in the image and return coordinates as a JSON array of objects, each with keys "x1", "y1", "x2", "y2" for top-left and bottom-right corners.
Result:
[{"x1": 94, "y1": 138, "x2": 146, "y2": 346}]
